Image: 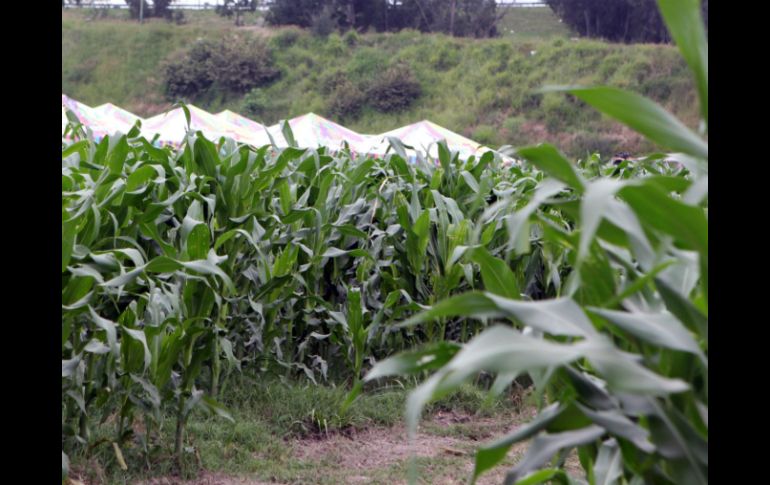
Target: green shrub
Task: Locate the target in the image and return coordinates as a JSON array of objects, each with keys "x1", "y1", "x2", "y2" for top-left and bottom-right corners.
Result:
[
  {"x1": 471, "y1": 125, "x2": 497, "y2": 146},
  {"x1": 327, "y1": 80, "x2": 366, "y2": 119},
  {"x1": 365, "y1": 63, "x2": 422, "y2": 113},
  {"x1": 241, "y1": 88, "x2": 271, "y2": 119},
  {"x1": 343, "y1": 29, "x2": 359, "y2": 47},
  {"x1": 502, "y1": 116, "x2": 525, "y2": 134},
  {"x1": 211, "y1": 37, "x2": 281, "y2": 93},
  {"x1": 568, "y1": 130, "x2": 626, "y2": 159},
  {"x1": 163, "y1": 40, "x2": 216, "y2": 99},
  {"x1": 346, "y1": 47, "x2": 391, "y2": 84},
  {"x1": 163, "y1": 36, "x2": 280, "y2": 101},
  {"x1": 324, "y1": 32, "x2": 346, "y2": 56},
  {"x1": 272, "y1": 27, "x2": 303, "y2": 48},
  {"x1": 319, "y1": 69, "x2": 351, "y2": 96},
  {"x1": 429, "y1": 43, "x2": 461, "y2": 71}
]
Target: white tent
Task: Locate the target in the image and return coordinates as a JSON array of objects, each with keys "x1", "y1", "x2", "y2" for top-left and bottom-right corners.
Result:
[
  {"x1": 141, "y1": 104, "x2": 251, "y2": 146},
  {"x1": 265, "y1": 113, "x2": 375, "y2": 153},
  {"x1": 60, "y1": 99, "x2": 516, "y2": 165},
  {"x1": 216, "y1": 110, "x2": 264, "y2": 132},
  {"x1": 62, "y1": 94, "x2": 113, "y2": 138},
  {"x1": 361, "y1": 120, "x2": 513, "y2": 164},
  {"x1": 92, "y1": 103, "x2": 143, "y2": 134},
  {"x1": 214, "y1": 110, "x2": 275, "y2": 147},
  {"x1": 62, "y1": 105, "x2": 69, "y2": 136}
]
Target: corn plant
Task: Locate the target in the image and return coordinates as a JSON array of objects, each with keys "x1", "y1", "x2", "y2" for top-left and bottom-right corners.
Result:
[
  {"x1": 62, "y1": 3, "x2": 706, "y2": 480},
  {"x1": 365, "y1": 0, "x2": 707, "y2": 483},
  {"x1": 62, "y1": 109, "x2": 527, "y2": 478}
]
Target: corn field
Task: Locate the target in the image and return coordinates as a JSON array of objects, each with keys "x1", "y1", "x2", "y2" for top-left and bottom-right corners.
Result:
[{"x1": 62, "y1": 1, "x2": 706, "y2": 483}]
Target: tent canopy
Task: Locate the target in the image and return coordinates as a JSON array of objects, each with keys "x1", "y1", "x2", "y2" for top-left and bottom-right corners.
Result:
[
  {"x1": 361, "y1": 120, "x2": 514, "y2": 164},
  {"x1": 62, "y1": 100, "x2": 516, "y2": 164},
  {"x1": 365, "y1": 120, "x2": 479, "y2": 157},
  {"x1": 62, "y1": 94, "x2": 114, "y2": 138},
  {"x1": 266, "y1": 113, "x2": 373, "y2": 152},
  {"x1": 216, "y1": 110, "x2": 264, "y2": 132},
  {"x1": 142, "y1": 104, "x2": 252, "y2": 146},
  {"x1": 93, "y1": 103, "x2": 143, "y2": 133}
]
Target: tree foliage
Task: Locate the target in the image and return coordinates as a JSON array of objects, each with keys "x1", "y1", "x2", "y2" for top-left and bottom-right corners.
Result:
[
  {"x1": 266, "y1": 0, "x2": 503, "y2": 38},
  {"x1": 216, "y1": 0, "x2": 258, "y2": 26},
  {"x1": 124, "y1": 0, "x2": 175, "y2": 20},
  {"x1": 545, "y1": 0, "x2": 708, "y2": 43}
]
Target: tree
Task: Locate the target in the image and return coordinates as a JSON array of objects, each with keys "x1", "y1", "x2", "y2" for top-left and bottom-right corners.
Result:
[
  {"x1": 124, "y1": 0, "x2": 175, "y2": 20},
  {"x1": 265, "y1": 0, "x2": 502, "y2": 38},
  {"x1": 265, "y1": 0, "x2": 326, "y2": 28},
  {"x1": 545, "y1": 0, "x2": 707, "y2": 43},
  {"x1": 216, "y1": 0, "x2": 258, "y2": 27}
]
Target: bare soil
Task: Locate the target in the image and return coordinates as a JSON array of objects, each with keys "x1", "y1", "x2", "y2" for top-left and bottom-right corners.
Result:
[
  {"x1": 134, "y1": 473, "x2": 280, "y2": 485},
  {"x1": 95, "y1": 407, "x2": 580, "y2": 485}
]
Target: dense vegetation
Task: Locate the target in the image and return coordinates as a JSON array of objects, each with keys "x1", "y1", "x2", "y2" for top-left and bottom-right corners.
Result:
[
  {"x1": 545, "y1": 0, "x2": 708, "y2": 43},
  {"x1": 62, "y1": 9, "x2": 697, "y2": 158},
  {"x1": 266, "y1": 0, "x2": 503, "y2": 38},
  {"x1": 365, "y1": 0, "x2": 708, "y2": 482},
  {"x1": 62, "y1": 2, "x2": 706, "y2": 483}
]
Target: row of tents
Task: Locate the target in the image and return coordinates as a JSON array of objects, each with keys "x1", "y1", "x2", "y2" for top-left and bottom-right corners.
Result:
[{"x1": 62, "y1": 94, "x2": 515, "y2": 164}]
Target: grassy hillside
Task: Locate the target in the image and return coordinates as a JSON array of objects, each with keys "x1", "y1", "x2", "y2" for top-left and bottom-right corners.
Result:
[{"x1": 62, "y1": 8, "x2": 697, "y2": 158}]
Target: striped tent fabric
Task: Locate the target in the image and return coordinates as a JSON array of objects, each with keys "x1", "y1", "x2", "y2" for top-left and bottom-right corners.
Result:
[
  {"x1": 92, "y1": 103, "x2": 143, "y2": 134},
  {"x1": 141, "y1": 104, "x2": 253, "y2": 148},
  {"x1": 266, "y1": 113, "x2": 375, "y2": 154},
  {"x1": 216, "y1": 110, "x2": 264, "y2": 132},
  {"x1": 61, "y1": 98, "x2": 515, "y2": 165},
  {"x1": 62, "y1": 95, "x2": 113, "y2": 139},
  {"x1": 62, "y1": 105, "x2": 69, "y2": 136},
  {"x1": 215, "y1": 110, "x2": 276, "y2": 147},
  {"x1": 361, "y1": 120, "x2": 515, "y2": 165}
]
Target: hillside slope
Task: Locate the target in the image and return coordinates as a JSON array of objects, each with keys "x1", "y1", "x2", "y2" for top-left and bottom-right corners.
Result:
[{"x1": 62, "y1": 10, "x2": 697, "y2": 158}]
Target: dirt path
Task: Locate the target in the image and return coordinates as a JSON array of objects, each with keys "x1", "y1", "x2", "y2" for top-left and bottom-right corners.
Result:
[{"x1": 125, "y1": 407, "x2": 581, "y2": 485}]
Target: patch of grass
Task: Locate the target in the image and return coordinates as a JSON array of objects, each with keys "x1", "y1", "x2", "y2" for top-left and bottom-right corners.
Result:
[
  {"x1": 497, "y1": 6, "x2": 573, "y2": 39},
  {"x1": 67, "y1": 375, "x2": 525, "y2": 484}
]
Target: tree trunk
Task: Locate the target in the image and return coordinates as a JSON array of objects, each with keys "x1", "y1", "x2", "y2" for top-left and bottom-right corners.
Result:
[
  {"x1": 347, "y1": 1, "x2": 356, "y2": 29},
  {"x1": 622, "y1": 11, "x2": 631, "y2": 43},
  {"x1": 449, "y1": 0, "x2": 456, "y2": 36},
  {"x1": 414, "y1": 0, "x2": 431, "y2": 32}
]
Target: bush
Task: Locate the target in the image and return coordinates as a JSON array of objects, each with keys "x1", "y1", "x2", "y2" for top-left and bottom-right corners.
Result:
[
  {"x1": 211, "y1": 38, "x2": 281, "y2": 93},
  {"x1": 365, "y1": 63, "x2": 422, "y2": 113},
  {"x1": 327, "y1": 80, "x2": 366, "y2": 119},
  {"x1": 343, "y1": 30, "x2": 359, "y2": 47},
  {"x1": 346, "y1": 47, "x2": 391, "y2": 84},
  {"x1": 502, "y1": 116, "x2": 525, "y2": 134},
  {"x1": 568, "y1": 131, "x2": 627, "y2": 159},
  {"x1": 241, "y1": 88, "x2": 270, "y2": 119},
  {"x1": 163, "y1": 37, "x2": 280, "y2": 101},
  {"x1": 471, "y1": 125, "x2": 497, "y2": 146},
  {"x1": 429, "y1": 43, "x2": 461, "y2": 71},
  {"x1": 272, "y1": 27, "x2": 303, "y2": 48},
  {"x1": 319, "y1": 69, "x2": 351, "y2": 96},
  {"x1": 163, "y1": 40, "x2": 216, "y2": 99}
]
